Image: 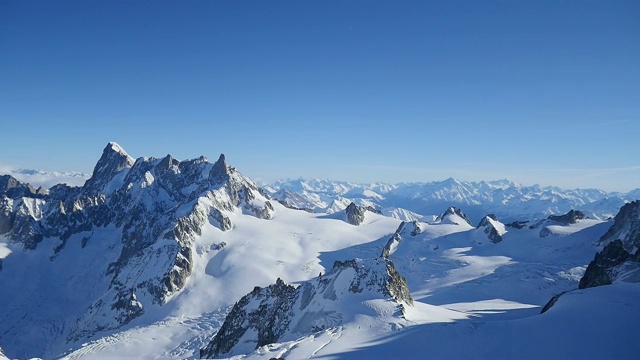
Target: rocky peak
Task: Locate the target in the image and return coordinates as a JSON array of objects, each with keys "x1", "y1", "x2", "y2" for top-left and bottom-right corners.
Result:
[
  {"x1": 438, "y1": 206, "x2": 473, "y2": 226},
  {"x1": 476, "y1": 214, "x2": 506, "y2": 244},
  {"x1": 345, "y1": 202, "x2": 367, "y2": 225},
  {"x1": 547, "y1": 209, "x2": 588, "y2": 225},
  {"x1": 208, "y1": 153, "x2": 229, "y2": 184},
  {"x1": 0, "y1": 175, "x2": 45, "y2": 199},
  {"x1": 82, "y1": 142, "x2": 135, "y2": 195},
  {"x1": 476, "y1": 214, "x2": 497, "y2": 228},
  {"x1": 200, "y1": 258, "x2": 412, "y2": 358},
  {"x1": 0, "y1": 143, "x2": 277, "y2": 344}
]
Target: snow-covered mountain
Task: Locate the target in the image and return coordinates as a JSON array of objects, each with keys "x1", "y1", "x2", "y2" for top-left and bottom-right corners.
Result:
[
  {"x1": 1, "y1": 143, "x2": 639, "y2": 359},
  {"x1": 200, "y1": 257, "x2": 412, "y2": 358},
  {"x1": 266, "y1": 178, "x2": 639, "y2": 223},
  {"x1": 0, "y1": 143, "x2": 280, "y2": 358}
]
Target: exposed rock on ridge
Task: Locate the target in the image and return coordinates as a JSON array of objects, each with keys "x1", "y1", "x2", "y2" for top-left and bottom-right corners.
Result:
[
  {"x1": 547, "y1": 209, "x2": 588, "y2": 225},
  {"x1": 200, "y1": 257, "x2": 413, "y2": 358},
  {"x1": 579, "y1": 240, "x2": 639, "y2": 289},
  {"x1": 598, "y1": 200, "x2": 640, "y2": 252},
  {"x1": 381, "y1": 220, "x2": 422, "y2": 258},
  {"x1": 579, "y1": 201, "x2": 640, "y2": 289},
  {"x1": 438, "y1": 206, "x2": 473, "y2": 226},
  {"x1": 476, "y1": 214, "x2": 506, "y2": 243}
]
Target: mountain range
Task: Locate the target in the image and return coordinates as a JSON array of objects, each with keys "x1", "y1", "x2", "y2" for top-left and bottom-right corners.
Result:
[
  {"x1": 265, "y1": 178, "x2": 640, "y2": 223},
  {"x1": 0, "y1": 143, "x2": 639, "y2": 359}
]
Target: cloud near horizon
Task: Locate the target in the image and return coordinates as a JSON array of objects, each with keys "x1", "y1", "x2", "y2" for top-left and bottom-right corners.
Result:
[{"x1": 0, "y1": 164, "x2": 89, "y2": 189}]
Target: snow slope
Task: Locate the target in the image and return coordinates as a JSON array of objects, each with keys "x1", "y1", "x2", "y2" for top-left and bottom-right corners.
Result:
[
  {"x1": 203, "y1": 216, "x2": 640, "y2": 360},
  {"x1": 237, "y1": 282, "x2": 640, "y2": 360},
  {"x1": 54, "y1": 206, "x2": 400, "y2": 359},
  {"x1": 1, "y1": 144, "x2": 638, "y2": 360}
]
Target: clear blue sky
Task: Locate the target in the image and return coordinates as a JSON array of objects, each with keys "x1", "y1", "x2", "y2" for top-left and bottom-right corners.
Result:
[{"x1": 1, "y1": 1, "x2": 638, "y2": 191}]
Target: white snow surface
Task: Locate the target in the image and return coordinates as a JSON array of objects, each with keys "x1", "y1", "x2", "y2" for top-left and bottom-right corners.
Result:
[
  {"x1": 45, "y1": 211, "x2": 640, "y2": 360},
  {"x1": 2, "y1": 160, "x2": 639, "y2": 359}
]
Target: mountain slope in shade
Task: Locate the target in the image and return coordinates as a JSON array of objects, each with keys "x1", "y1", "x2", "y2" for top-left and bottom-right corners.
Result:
[{"x1": 579, "y1": 200, "x2": 640, "y2": 289}]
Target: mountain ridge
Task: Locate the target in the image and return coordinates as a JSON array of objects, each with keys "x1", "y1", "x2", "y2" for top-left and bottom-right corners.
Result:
[{"x1": 266, "y1": 178, "x2": 639, "y2": 222}]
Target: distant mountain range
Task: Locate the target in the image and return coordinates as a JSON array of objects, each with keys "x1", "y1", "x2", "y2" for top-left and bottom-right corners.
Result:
[
  {"x1": 8, "y1": 166, "x2": 639, "y2": 225},
  {"x1": 1, "y1": 168, "x2": 89, "y2": 188},
  {"x1": 265, "y1": 178, "x2": 640, "y2": 223}
]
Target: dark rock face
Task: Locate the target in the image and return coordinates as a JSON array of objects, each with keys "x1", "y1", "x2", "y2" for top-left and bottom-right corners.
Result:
[
  {"x1": 476, "y1": 214, "x2": 503, "y2": 244},
  {"x1": 577, "y1": 201, "x2": 640, "y2": 289},
  {"x1": 438, "y1": 207, "x2": 473, "y2": 226},
  {"x1": 0, "y1": 142, "x2": 275, "y2": 341},
  {"x1": 540, "y1": 291, "x2": 569, "y2": 314},
  {"x1": 547, "y1": 209, "x2": 588, "y2": 225},
  {"x1": 113, "y1": 289, "x2": 144, "y2": 326},
  {"x1": 381, "y1": 221, "x2": 422, "y2": 258},
  {"x1": 200, "y1": 278, "x2": 297, "y2": 357},
  {"x1": 578, "y1": 240, "x2": 638, "y2": 289},
  {"x1": 476, "y1": 214, "x2": 497, "y2": 227},
  {"x1": 506, "y1": 220, "x2": 529, "y2": 229},
  {"x1": 345, "y1": 202, "x2": 367, "y2": 226},
  {"x1": 200, "y1": 258, "x2": 413, "y2": 358},
  {"x1": 82, "y1": 142, "x2": 135, "y2": 195},
  {"x1": 598, "y1": 200, "x2": 640, "y2": 253},
  {"x1": 0, "y1": 175, "x2": 46, "y2": 199}
]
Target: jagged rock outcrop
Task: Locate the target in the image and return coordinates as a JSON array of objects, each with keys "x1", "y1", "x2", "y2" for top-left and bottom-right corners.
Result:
[
  {"x1": 530, "y1": 209, "x2": 589, "y2": 238},
  {"x1": 0, "y1": 175, "x2": 47, "y2": 199},
  {"x1": 578, "y1": 201, "x2": 640, "y2": 289},
  {"x1": 381, "y1": 220, "x2": 422, "y2": 258},
  {"x1": 579, "y1": 240, "x2": 640, "y2": 289},
  {"x1": 200, "y1": 258, "x2": 413, "y2": 358},
  {"x1": 345, "y1": 202, "x2": 366, "y2": 225},
  {"x1": 540, "y1": 291, "x2": 569, "y2": 314},
  {"x1": 437, "y1": 207, "x2": 473, "y2": 226},
  {"x1": 0, "y1": 142, "x2": 275, "y2": 342},
  {"x1": 547, "y1": 209, "x2": 588, "y2": 225},
  {"x1": 476, "y1": 214, "x2": 506, "y2": 243},
  {"x1": 506, "y1": 220, "x2": 529, "y2": 229},
  {"x1": 82, "y1": 142, "x2": 135, "y2": 196},
  {"x1": 598, "y1": 200, "x2": 640, "y2": 252},
  {"x1": 543, "y1": 202, "x2": 640, "y2": 313},
  {"x1": 0, "y1": 346, "x2": 7, "y2": 360}
]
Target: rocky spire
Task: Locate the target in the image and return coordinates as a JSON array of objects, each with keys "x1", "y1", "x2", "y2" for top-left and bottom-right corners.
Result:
[
  {"x1": 345, "y1": 202, "x2": 367, "y2": 225},
  {"x1": 82, "y1": 142, "x2": 135, "y2": 195},
  {"x1": 209, "y1": 153, "x2": 229, "y2": 184}
]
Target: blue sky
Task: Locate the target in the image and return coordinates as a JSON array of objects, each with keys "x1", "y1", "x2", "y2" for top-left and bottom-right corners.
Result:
[{"x1": 1, "y1": 1, "x2": 638, "y2": 191}]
